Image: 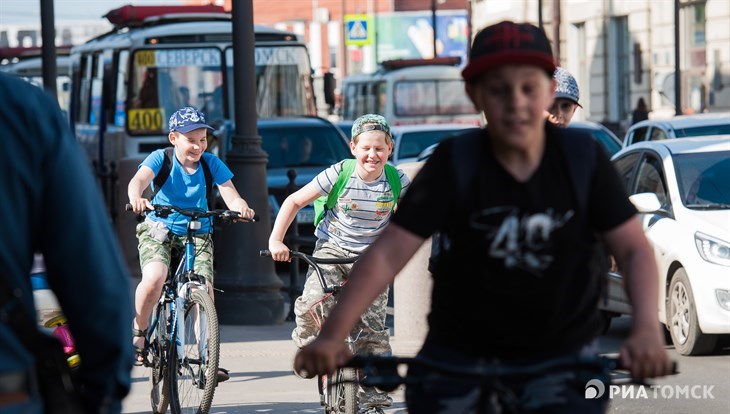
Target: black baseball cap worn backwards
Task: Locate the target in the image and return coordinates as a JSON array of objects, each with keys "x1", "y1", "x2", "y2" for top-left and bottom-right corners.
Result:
[{"x1": 462, "y1": 21, "x2": 556, "y2": 82}]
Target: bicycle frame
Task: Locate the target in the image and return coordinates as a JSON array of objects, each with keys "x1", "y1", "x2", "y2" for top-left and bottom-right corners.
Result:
[
  {"x1": 129, "y1": 203, "x2": 253, "y2": 414},
  {"x1": 261, "y1": 249, "x2": 361, "y2": 414}
]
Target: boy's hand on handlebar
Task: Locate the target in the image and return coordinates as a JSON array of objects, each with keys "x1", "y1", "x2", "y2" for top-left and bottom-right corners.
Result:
[
  {"x1": 238, "y1": 206, "x2": 255, "y2": 220},
  {"x1": 129, "y1": 198, "x2": 153, "y2": 214},
  {"x1": 620, "y1": 325, "x2": 674, "y2": 379},
  {"x1": 293, "y1": 337, "x2": 353, "y2": 379},
  {"x1": 268, "y1": 241, "x2": 291, "y2": 262}
]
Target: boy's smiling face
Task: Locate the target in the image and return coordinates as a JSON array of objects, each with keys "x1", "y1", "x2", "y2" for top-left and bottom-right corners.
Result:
[
  {"x1": 350, "y1": 128, "x2": 393, "y2": 179},
  {"x1": 467, "y1": 65, "x2": 555, "y2": 148},
  {"x1": 169, "y1": 128, "x2": 208, "y2": 166}
]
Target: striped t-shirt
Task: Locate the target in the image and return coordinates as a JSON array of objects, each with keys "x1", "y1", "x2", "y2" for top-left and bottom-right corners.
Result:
[{"x1": 314, "y1": 160, "x2": 410, "y2": 253}]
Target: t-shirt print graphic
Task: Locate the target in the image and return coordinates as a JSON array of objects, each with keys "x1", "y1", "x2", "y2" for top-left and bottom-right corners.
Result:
[{"x1": 470, "y1": 207, "x2": 574, "y2": 276}]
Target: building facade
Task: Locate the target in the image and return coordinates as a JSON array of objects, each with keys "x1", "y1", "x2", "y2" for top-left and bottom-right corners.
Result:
[{"x1": 472, "y1": 0, "x2": 730, "y2": 134}]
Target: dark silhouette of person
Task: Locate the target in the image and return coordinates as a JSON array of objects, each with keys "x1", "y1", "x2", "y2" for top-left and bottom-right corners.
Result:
[
  {"x1": 0, "y1": 72, "x2": 133, "y2": 413},
  {"x1": 632, "y1": 97, "x2": 649, "y2": 125}
]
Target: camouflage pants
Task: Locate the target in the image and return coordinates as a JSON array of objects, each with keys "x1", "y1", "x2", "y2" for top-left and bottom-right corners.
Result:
[
  {"x1": 292, "y1": 239, "x2": 393, "y2": 408},
  {"x1": 136, "y1": 218, "x2": 215, "y2": 283}
]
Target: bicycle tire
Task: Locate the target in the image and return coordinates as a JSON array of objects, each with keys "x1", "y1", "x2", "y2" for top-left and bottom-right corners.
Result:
[
  {"x1": 169, "y1": 288, "x2": 220, "y2": 414},
  {"x1": 149, "y1": 303, "x2": 170, "y2": 414},
  {"x1": 326, "y1": 367, "x2": 358, "y2": 414}
]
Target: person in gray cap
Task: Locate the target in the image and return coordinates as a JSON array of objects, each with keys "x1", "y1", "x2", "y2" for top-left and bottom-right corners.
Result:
[
  {"x1": 294, "y1": 21, "x2": 672, "y2": 413},
  {"x1": 127, "y1": 106, "x2": 256, "y2": 382},
  {"x1": 268, "y1": 113, "x2": 410, "y2": 413},
  {"x1": 547, "y1": 66, "x2": 582, "y2": 127}
]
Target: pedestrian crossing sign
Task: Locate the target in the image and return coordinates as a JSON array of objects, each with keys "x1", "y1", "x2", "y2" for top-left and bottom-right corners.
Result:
[{"x1": 345, "y1": 14, "x2": 372, "y2": 46}]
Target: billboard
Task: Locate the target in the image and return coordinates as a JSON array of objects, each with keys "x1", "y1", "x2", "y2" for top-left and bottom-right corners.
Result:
[{"x1": 375, "y1": 10, "x2": 468, "y2": 66}]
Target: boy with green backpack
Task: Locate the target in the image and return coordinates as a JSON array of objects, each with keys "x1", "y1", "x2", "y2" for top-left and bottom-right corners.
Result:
[{"x1": 268, "y1": 114, "x2": 409, "y2": 412}]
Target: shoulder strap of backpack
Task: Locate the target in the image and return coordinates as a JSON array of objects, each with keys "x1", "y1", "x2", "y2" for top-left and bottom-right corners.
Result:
[
  {"x1": 326, "y1": 159, "x2": 356, "y2": 211},
  {"x1": 451, "y1": 130, "x2": 483, "y2": 205},
  {"x1": 555, "y1": 127, "x2": 597, "y2": 213},
  {"x1": 383, "y1": 164, "x2": 402, "y2": 208},
  {"x1": 151, "y1": 147, "x2": 214, "y2": 209},
  {"x1": 199, "y1": 153, "x2": 213, "y2": 209},
  {"x1": 151, "y1": 147, "x2": 174, "y2": 202}
]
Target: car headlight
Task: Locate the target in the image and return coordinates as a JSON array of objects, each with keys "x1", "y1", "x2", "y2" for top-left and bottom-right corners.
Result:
[{"x1": 694, "y1": 232, "x2": 730, "y2": 267}]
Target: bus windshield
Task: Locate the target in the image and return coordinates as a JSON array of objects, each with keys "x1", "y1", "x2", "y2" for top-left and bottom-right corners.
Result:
[
  {"x1": 128, "y1": 48, "x2": 223, "y2": 135},
  {"x1": 394, "y1": 79, "x2": 477, "y2": 116},
  {"x1": 226, "y1": 45, "x2": 313, "y2": 118}
]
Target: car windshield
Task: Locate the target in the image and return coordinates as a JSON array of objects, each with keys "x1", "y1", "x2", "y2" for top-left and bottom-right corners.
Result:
[
  {"x1": 675, "y1": 124, "x2": 730, "y2": 138},
  {"x1": 398, "y1": 128, "x2": 475, "y2": 159},
  {"x1": 260, "y1": 125, "x2": 351, "y2": 169},
  {"x1": 674, "y1": 151, "x2": 730, "y2": 209}
]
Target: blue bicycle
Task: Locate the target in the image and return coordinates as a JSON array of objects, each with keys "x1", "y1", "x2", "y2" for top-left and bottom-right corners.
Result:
[{"x1": 128, "y1": 203, "x2": 255, "y2": 414}]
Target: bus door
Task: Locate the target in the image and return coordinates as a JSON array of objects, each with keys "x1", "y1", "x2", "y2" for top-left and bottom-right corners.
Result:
[{"x1": 341, "y1": 79, "x2": 385, "y2": 120}]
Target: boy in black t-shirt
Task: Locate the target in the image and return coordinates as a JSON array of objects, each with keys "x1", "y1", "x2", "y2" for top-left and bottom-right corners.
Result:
[{"x1": 293, "y1": 21, "x2": 672, "y2": 413}]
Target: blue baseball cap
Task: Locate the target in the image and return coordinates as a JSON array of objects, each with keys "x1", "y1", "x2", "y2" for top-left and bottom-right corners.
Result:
[{"x1": 168, "y1": 107, "x2": 214, "y2": 133}]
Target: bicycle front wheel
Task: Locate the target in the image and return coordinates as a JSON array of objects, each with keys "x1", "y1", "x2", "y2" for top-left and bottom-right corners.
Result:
[
  {"x1": 326, "y1": 367, "x2": 358, "y2": 414},
  {"x1": 169, "y1": 288, "x2": 220, "y2": 414},
  {"x1": 149, "y1": 303, "x2": 170, "y2": 414}
]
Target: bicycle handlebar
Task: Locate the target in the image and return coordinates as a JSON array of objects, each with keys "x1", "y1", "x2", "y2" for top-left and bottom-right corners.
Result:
[
  {"x1": 125, "y1": 203, "x2": 258, "y2": 222},
  {"x1": 260, "y1": 249, "x2": 357, "y2": 293},
  {"x1": 344, "y1": 354, "x2": 679, "y2": 392}
]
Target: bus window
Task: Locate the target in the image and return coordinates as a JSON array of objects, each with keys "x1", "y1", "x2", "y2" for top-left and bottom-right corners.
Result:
[
  {"x1": 89, "y1": 53, "x2": 104, "y2": 125},
  {"x1": 376, "y1": 82, "x2": 386, "y2": 114},
  {"x1": 394, "y1": 80, "x2": 438, "y2": 116},
  {"x1": 225, "y1": 45, "x2": 314, "y2": 118},
  {"x1": 77, "y1": 55, "x2": 92, "y2": 124},
  {"x1": 128, "y1": 48, "x2": 223, "y2": 135},
  {"x1": 114, "y1": 51, "x2": 128, "y2": 127},
  {"x1": 343, "y1": 83, "x2": 358, "y2": 120},
  {"x1": 437, "y1": 79, "x2": 477, "y2": 115}
]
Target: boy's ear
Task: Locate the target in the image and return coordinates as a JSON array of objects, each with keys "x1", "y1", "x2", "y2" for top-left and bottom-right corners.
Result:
[
  {"x1": 465, "y1": 82, "x2": 479, "y2": 111},
  {"x1": 168, "y1": 131, "x2": 176, "y2": 145}
]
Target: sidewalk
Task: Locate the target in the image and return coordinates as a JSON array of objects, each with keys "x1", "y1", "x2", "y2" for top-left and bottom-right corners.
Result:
[{"x1": 122, "y1": 321, "x2": 422, "y2": 414}]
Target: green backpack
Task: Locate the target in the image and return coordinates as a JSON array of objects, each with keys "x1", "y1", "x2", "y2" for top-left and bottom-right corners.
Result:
[{"x1": 313, "y1": 159, "x2": 402, "y2": 227}]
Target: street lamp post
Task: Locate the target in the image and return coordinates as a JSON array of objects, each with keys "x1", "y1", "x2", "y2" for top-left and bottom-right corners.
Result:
[
  {"x1": 431, "y1": 0, "x2": 438, "y2": 58},
  {"x1": 40, "y1": 0, "x2": 57, "y2": 99},
  {"x1": 214, "y1": 0, "x2": 284, "y2": 325}
]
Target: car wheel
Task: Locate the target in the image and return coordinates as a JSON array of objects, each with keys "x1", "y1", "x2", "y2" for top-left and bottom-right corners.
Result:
[{"x1": 667, "y1": 268, "x2": 717, "y2": 355}]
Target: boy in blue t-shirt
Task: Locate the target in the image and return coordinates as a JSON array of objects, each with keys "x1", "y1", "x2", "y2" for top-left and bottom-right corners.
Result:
[{"x1": 127, "y1": 107, "x2": 255, "y2": 381}]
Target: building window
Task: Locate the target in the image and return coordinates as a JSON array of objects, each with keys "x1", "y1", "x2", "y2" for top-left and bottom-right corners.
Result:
[{"x1": 610, "y1": 16, "x2": 630, "y2": 121}]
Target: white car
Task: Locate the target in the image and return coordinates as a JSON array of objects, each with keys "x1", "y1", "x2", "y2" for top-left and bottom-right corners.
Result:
[
  {"x1": 389, "y1": 123, "x2": 480, "y2": 165},
  {"x1": 611, "y1": 136, "x2": 730, "y2": 355},
  {"x1": 622, "y1": 112, "x2": 730, "y2": 148}
]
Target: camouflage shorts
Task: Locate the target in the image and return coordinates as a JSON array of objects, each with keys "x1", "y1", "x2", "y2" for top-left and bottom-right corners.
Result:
[
  {"x1": 136, "y1": 219, "x2": 215, "y2": 283},
  {"x1": 291, "y1": 239, "x2": 391, "y2": 355}
]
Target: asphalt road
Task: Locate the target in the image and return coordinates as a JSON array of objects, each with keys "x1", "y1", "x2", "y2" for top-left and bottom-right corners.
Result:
[{"x1": 121, "y1": 315, "x2": 729, "y2": 414}]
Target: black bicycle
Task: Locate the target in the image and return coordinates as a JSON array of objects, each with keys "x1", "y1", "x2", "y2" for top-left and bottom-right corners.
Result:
[
  {"x1": 344, "y1": 353, "x2": 678, "y2": 414},
  {"x1": 129, "y1": 204, "x2": 255, "y2": 414},
  {"x1": 260, "y1": 248, "x2": 361, "y2": 414}
]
